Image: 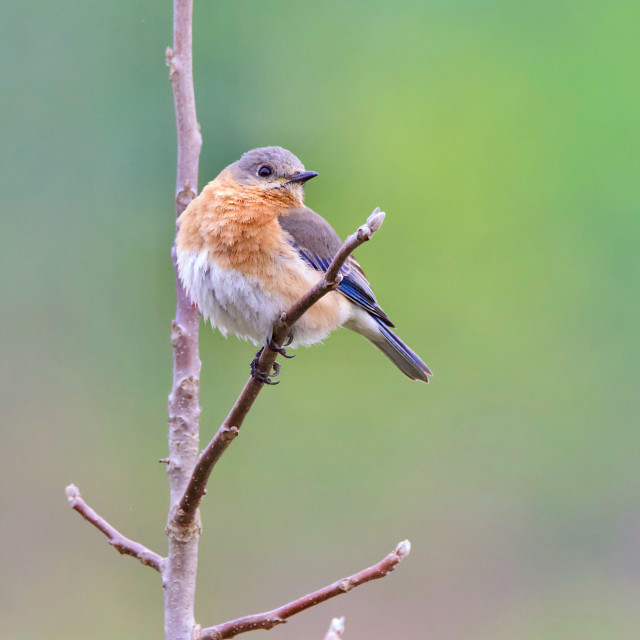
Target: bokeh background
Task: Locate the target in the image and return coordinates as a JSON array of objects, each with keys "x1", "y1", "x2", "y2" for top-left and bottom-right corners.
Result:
[{"x1": 2, "y1": 0, "x2": 639, "y2": 638}]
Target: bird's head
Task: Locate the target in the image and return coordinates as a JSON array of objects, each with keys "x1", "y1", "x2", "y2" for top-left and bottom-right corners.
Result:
[{"x1": 228, "y1": 146, "x2": 318, "y2": 205}]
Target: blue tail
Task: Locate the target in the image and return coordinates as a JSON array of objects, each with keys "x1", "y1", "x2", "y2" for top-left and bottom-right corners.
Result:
[{"x1": 370, "y1": 318, "x2": 433, "y2": 383}]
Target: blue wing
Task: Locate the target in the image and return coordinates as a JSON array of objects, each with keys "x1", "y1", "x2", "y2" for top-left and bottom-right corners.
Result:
[{"x1": 279, "y1": 208, "x2": 394, "y2": 327}]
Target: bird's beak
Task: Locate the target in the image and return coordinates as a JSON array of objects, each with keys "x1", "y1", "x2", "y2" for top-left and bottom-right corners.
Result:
[{"x1": 288, "y1": 170, "x2": 318, "y2": 184}]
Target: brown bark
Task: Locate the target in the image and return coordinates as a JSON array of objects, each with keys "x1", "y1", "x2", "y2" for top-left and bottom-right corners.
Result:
[{"x1": 200, "y1": 541, "x2": 410, "y2": 639}]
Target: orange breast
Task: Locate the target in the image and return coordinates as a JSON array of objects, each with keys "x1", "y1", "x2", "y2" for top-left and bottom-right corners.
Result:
[
  {"x1": 176, "y1": 170, "x2": 351, "y2": 335},
  {"x1": 177, "y1": 171, "x2": 296, "y2": 276}
]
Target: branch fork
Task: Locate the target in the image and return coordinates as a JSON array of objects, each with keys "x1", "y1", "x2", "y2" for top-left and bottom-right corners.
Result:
[
  {"x1": 173, "y1": 208, "x2": 387, "y2": 528},
  {"x1": 65, "y1": 201, "x2": 405, "y2": 638},
  {"x1": 65, "y1": 1, "x2": 411, "y2": 635}
]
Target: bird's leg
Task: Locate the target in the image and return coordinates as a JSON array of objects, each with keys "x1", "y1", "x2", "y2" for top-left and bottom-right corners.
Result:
[{"x1": 250, "y1": 347, "x2": 280, "y2": 385}]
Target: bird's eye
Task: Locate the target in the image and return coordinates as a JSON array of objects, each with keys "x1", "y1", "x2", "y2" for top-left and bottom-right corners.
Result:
[{"x1": 257, "y1": 165, "x2": 272, "y2": 178}]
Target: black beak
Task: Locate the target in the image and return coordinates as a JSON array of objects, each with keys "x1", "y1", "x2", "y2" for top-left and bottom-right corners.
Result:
[{"x1": 288, "y1": 170, "x2": 318, "y2": 184}]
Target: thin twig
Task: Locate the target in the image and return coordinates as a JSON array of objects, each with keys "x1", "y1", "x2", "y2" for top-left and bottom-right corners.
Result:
[
  {"x1": 174, "y1": 209, "x2": 386, "y2": 525},
  {"x1": 323, "y1": 617, "x2": 345, "y2": 640},
  {"x1": 281, "y1": 208, "x2": 386, "y2": 329},
  {"x1": 65, "y1": 484, "x2": 164, "y2": 572},
  {"x1": 200, "y1": 540, "x2": 410, "y2": 640}
]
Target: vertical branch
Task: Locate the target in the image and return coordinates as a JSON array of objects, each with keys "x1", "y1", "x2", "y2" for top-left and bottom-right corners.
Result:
[{"x1": 165, "y1": 1, "x2": 203, "y2": 639}]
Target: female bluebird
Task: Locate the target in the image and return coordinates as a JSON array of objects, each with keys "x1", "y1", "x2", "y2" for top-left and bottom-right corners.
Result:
[{"x1": 176, "y1": 146, "x2": 432, "y2": 382}]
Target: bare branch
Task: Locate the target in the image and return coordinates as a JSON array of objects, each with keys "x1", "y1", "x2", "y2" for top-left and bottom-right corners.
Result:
[
  {"x1": 63, "y1": 0, "x2": 411, "y2": 635},
  {"x1": 324, "y1": 617, "x2": 345, "y2": 640},
  {"x1": 173, "y1": 209, "x2": 386, "y2": 526},
  {"x1": 164, "y1": 0, "x2": 203, "y2": 638},
  {"x1": 65, "y1": 484, "x2": 164, "y2": 572},
  {"x1": 200, "y1": 540, "x2": 410, "y2": 640}
]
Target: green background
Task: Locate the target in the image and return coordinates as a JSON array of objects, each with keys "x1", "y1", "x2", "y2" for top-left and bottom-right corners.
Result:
[{"x1": 2, "y1": 1, "x2": 639, "y2": 638}]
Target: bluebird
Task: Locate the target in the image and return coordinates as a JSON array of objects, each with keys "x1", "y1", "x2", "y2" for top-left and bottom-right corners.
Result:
[{"x1": 176, "y1": 146, "x2": 432, "y2": 382}]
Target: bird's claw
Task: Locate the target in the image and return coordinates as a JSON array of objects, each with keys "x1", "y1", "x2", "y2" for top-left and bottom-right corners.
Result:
[
  {"x1": 250, "y1": 347, "x2": 280, "y2": 385},
  {"x1": 267, "y1": 335, "x2": 295, "y2": 358}
]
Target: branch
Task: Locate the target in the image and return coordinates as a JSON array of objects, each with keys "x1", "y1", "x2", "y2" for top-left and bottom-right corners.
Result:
[
  {"x1": 200, "y1": 540, "x2": 410, "y2": 640},
  {"x1": 281, "y1": 207, "x2": 386, "y2": 329},
  {"x1": 323, "y1": 617, "x2": 345, "y2": 640},
  {"x1": 65, "y1": 484, "x2": 163, "y2": 572},
  {"x1": 173, "y1": 208, "x2": 386, "y2": 525},
  {"x1": 164, "y1": 0, "x2": 203, "y2": 638}
]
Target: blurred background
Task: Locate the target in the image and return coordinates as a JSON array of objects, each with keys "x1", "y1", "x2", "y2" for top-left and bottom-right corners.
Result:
[{"x1": 2, "y1": 0, "x2": 639, "y2": 638}]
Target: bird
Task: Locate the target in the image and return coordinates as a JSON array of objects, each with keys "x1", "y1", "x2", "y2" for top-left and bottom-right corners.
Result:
[{"x1": 175, "y1": 146, "x2": 432, "y2": 383}]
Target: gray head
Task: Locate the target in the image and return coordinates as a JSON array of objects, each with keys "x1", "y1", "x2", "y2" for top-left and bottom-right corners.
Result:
[{"x1": 228, "y1": 146, "x2": 318, "y2": 192}]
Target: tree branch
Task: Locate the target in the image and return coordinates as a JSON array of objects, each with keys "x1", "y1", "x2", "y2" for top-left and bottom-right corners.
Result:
[
  {"x1": 64, "y1": 0, "x2": 413, "y2": 636},
  {"x1": 173, "y1": 208, "x2": 386, "y2": 526},
  {"x1": 164, "y1": 0, "x2": 203, "y2": 639},
  {"x1": 65, "y1": 484, "x2": 164, "y2": 571},
  {"x1": 323, "y1": 617, "x2": 345, "y2": 640},
  {"x1": 200, "y1": 540, "x2": 410, "y2": 640}
]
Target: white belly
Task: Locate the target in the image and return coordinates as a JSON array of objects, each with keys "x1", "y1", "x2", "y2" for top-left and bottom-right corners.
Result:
[{"x1": 177, "y1": 250, "x2": 350, "y2": 347}]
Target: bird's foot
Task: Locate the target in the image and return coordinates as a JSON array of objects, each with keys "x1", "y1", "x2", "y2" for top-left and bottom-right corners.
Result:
[
  {"x1": 267, "y1": 334, "x2": 295, "y2": 358},
  {"x1": 250, "y1": 347, "x2": 280, "y2": 385}
]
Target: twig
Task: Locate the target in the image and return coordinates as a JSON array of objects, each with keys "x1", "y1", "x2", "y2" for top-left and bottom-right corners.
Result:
[
  {"x1": 65, "y1": 484, "x2": 163, "y2": 572},
  {"x1": 281, "y1": 208, "x2": 386, "y2": 329},
  {"x1": 164, "y1": 0, "x2": 203, "y2": 639},
  {"x1": 324, "y1": 617, "x2": 345, "y2": 640},
  {"x1": 200, "y1": 540, "x2": 410, "y2": 640},
  {"x1": 174, "y1": 208, "x2": 386, "y2": 525}
]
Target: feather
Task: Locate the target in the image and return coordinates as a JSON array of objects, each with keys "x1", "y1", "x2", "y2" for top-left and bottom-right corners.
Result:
[{"x1": 278, "y1": 207, "x2": 394, "y2": 327}]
